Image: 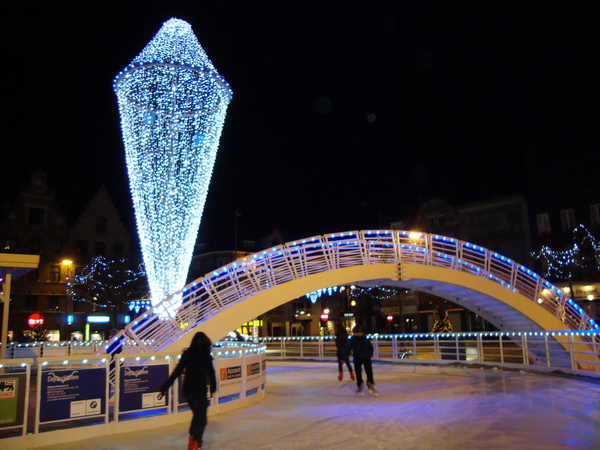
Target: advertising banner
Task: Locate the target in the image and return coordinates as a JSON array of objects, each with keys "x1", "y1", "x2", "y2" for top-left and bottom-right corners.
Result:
[
  {"x1": 0, "y1": 374, "x2": 26, "y2": 427},
  {"x1": 40, "y1": 368, "x2": 106, "y2": 423},
  {"x1": 262, "y1": 358, "x2": 267, "y2": 387},
  {"x1": 245, "y1": 354, "x2": 262, "y2": 395},
  {"x1": 119, "y1": 364, "x2": 168, "y2": 413},
  {"x1": 217, "y1": 360, "x2": 243, "y2": 402}
]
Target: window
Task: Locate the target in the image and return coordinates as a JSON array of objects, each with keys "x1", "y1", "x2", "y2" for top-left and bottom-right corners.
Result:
[
  {"x1": 96, "y1": 216, "x2": 108, "y2": 234},
  {"x1": 536, "y1": 213, "x2": 551, "y2": 235},
  {"x1": 95, "y1": 241, "x2": 107, "y2": 256},
  {"x1": 437, "y1": 215, "x2": 445, "y2": 227},
  {"x1": 506, "y1": 210, "x2": 523, "y2": 233},
  {"x1": 76, "y1": 240, "x2": 88, "y2": 255},
  {"x1": 25, "y1": 295, "x2": 38, "y2": 311},
  {"x1": 50, "y1": 237, "x2": 62, "y2": 253},
  {"x1": 28, "y1": 236, "x2": 41, "y2": 253},
  {"x1": 113, "y1": 242, "x2": 124, "y2": 258},
  {"x1": 49, "y1": 265, "x2": 61, "y2": 282},
  {"x1": 591, "y1": 204, "x2": 600, "y2": 227},
  {"x1": 47, "y1": 297, "x2": 59, "y2": 311},
  {"x1": 560, "y1": 209, "x2": 576, "y2": 232},
  {"x1": 427, "y1": 217, "x2": 435, "y2": 228},
  {"x1": 73, "y1": 300, "x2": 86, "y2": 312},
  {"x1": 4, "y1": 234, "x2": 17, "y2": 251},
  {"x1": 28, "y1": 207, "x2": 45, "y2": 225}
]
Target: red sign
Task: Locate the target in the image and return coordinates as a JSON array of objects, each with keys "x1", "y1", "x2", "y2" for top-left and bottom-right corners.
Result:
[
  {"x1": 387, "y1": 315, "x2": 393, "y2": 322},
  {"x1": 320, "y1": 313, "x2": 329, "y2": 321},
  {"x1": 28, "y1": 313, "x2": 44, "y2": 328}
]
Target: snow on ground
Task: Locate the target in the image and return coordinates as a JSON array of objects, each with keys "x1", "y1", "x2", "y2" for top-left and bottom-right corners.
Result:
[{"x1": 38, "y1": 361, "x2": 600, "y2": 450}]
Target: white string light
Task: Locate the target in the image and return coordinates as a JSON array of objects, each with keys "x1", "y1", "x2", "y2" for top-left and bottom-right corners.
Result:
[
  {"x1": 350, "y1": 285, "x2": 399, "y2": 301},
  {"x1": 114, "y1": 18, "x2": 232, "y2": 312},
  {"x1": 533, "y1": 225, "x2": 600, "y2": 279}
]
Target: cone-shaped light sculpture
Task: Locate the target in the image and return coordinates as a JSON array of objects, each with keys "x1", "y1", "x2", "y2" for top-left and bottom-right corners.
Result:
[{"x1": 114, "y1": 18, "x2": 232, "y2": 314}]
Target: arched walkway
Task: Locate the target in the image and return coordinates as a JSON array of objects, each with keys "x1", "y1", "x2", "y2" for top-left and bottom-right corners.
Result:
[{"x1": 120, "y1": 231, "x2": 598, "y2": 355}]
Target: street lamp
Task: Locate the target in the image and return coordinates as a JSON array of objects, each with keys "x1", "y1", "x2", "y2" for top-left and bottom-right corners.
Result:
[
  {"x1": 61, "y1": 259, "x2": 74, "y2": 340},
  {"x1": 61, "y1": 260, "x2": 74, "y2": 281}
]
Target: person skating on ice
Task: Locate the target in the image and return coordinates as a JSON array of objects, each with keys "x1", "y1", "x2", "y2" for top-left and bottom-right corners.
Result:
[
  {"x1": 160, "y1": 331, "x2": 217, "y2": 450},
  {"x1": 343, "y1": 325, "x2": 378, "y2": 395},
  {"x1": 334, "y1": 322, "x2": 355, "y2": 381}
]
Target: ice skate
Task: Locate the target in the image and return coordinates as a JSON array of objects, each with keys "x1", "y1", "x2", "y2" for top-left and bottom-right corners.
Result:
[
  {"x1": 356, "y1": 384, "x2": 364, "y2": 393},
  {"x1": 338, "y1": 371, "x2": 343, "y2": 381},
  {"x1": 367, "y1": 382, "x2": 379, "y2": 396},
  {"x1": 350, "y1": 372, "x2": 355, "y2": 381},
  {"x1": 188, "y1": 435, "x2": 200, "y2": 450}
]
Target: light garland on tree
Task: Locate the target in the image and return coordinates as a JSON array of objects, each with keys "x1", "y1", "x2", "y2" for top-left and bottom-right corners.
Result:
[
  {"x1": 114, "y1": 18, "x2": 232, "y2": 314},
  {"x1": 68, "y1": 256, "x2": 147, "y2": 308},
  {"x1": 533, "y1": 225, "x2": 600, "y2": 280}
]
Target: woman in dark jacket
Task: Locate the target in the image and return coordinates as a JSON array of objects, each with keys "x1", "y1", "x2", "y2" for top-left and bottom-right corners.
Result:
[
  {"x1": 161, "y1": 331, "x2": 217, "y2": 450},
  {"x1": 335, "y1": 323, "x2": 355, "y2": 381}
]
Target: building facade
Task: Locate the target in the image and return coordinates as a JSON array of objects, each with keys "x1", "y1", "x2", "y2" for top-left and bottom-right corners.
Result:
[{"x1": 0, "y1": 172, "x2": 134, "y2": 342}]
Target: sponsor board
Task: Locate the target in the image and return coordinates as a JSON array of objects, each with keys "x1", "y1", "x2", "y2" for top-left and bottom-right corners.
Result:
[
  {"x1": 0, "y1": 376, "x2": 22, "y2": 426},
  {"x1": 217, "y1": 362, "x2": 243, "y2": 398},
  {"x1": 40, "y1": 368, "x2": 106, "y2": 423},
  {"x1": 119, "y1": 364, "x2": 168, "y2": 413},
  {"x1": 246, "y1": 355, "x2": 262, "y2": 391}
]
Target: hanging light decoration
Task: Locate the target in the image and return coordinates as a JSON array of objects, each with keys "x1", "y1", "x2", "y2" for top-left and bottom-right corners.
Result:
[
  {"x1": 350, "y1": 285, "x2": 399, "y2": 301},
  {"x1": 306, "y1": 286, "x2": 339, "y2": 304},
  {"x1": 114, "y1": 18, "x2": 232, "y2": 314}
]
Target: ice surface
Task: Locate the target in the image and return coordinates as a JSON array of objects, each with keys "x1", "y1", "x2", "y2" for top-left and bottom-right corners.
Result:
[{"x1": 37, "y1": 361, "x2": 600, "y2": 450}]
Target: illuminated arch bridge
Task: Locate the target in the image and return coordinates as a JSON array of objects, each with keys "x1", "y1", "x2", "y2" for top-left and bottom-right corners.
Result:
[{"x1": 120, "y1": 230, "x2": 598, "y2": 358}]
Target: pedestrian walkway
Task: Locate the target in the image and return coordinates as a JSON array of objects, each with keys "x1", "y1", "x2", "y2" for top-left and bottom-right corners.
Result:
[{"x1": 37, "y1": 361, "x2": 599, "y2": 450}]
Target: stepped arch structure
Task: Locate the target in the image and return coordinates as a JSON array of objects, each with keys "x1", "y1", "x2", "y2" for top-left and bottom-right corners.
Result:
[{"x1": 119, "y1": 230, "x2": 598, "y2": 360}]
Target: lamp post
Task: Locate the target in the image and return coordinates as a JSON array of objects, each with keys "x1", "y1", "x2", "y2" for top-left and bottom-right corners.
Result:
[{"x1": 61, "y1": 259, "x2": 74, "y2": 340}]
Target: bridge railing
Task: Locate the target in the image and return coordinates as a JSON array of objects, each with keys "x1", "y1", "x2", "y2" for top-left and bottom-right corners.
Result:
[
  {"x1": 120, "y1": 230, "x2": 598, "y2": 353},
  {"x1": 259, "y1": 331, "x2": 600, "y2": 376}
]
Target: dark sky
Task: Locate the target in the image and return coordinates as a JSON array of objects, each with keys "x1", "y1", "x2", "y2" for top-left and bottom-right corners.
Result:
[{"x1": 4, "y1": 1, "x2": 599, "y2": 249}]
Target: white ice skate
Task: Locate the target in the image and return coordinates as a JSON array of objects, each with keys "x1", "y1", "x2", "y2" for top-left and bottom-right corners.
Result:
[{"x1": 367, "y1": 382, "x2": 379, "y2": 396}]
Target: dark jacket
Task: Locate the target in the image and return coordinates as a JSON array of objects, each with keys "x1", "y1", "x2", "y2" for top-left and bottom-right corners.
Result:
[
  {"x1": 163, "y1": 346, "x2": 217, "y2": 399},
  {"x1": 343, "y1": 333, "x2": 373, "y2": 360},
  {"x1": 335, "y1": 328, "x2": 349, "y2": 351}
]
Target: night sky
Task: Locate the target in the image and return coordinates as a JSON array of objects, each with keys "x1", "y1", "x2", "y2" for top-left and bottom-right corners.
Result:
[{"x1": 4, "y1": 1, "x2": 599, "y2": 250}]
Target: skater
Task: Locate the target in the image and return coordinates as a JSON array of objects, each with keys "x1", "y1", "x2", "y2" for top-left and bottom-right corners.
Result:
[
  {"x1": 335, "y1": 323, "x2": 355, "y2": 381},
  {"x1": 343, "y1": 325, "x2": 378, "y2": 395},
  {"x1": 160, "y1": 332, "x2": 217, "y2": 450}
]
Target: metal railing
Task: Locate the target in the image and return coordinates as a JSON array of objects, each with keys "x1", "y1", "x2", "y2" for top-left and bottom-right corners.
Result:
[
  {"x1": 260, "y1": 330, "x2": 600, "y2": 376},
  {"x1": 119, "y1": 231, "x2": 599, "y2": 353}
]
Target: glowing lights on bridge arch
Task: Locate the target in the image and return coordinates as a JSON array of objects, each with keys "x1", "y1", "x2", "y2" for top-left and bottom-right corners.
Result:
[{"x1": 114, "y1": 18, "x2": 232, "y2": 312}]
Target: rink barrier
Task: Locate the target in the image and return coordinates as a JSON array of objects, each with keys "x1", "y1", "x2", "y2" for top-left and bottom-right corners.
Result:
[
  {"x1": 260, "y1": 330, "x2": 600, "y2": 377},
  {"x1": 0, "y1": 342, "x2": 267, "y2": 450}
]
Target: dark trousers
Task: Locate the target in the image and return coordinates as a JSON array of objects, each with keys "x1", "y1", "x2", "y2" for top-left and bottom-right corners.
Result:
[
  {"x1": 337, "y1": 349, "x2": 353, "y2": 373},
  {"x1": 186, "y1": 396, "x2": 209, "y2": 442},
  {"x1": 353, "y1": 357, "x2": 374, "y2": 387}
]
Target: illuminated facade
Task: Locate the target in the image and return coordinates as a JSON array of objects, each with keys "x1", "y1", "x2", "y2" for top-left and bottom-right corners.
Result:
[{"x1": 114, "y1": 18, "x2": 232, "y2": 311}]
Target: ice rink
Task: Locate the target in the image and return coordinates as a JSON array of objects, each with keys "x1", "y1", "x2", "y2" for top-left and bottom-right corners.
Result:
[{"x1": 38, "y1": 360, "x2": 600, "y2": 450}]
